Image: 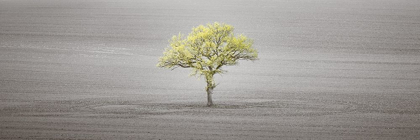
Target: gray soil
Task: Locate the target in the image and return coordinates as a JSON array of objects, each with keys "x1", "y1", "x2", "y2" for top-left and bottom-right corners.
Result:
[{"x1": 1, "y1": 0, "x2": 419, "y2": 139}]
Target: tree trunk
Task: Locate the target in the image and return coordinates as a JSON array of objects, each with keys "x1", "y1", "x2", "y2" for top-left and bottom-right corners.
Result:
[
  {"x1": 207, "y1": 87, "x2": 214, "y2": 107},
  {"x1": 205, "y1": 73, "x2": 215, "y2": 107}
]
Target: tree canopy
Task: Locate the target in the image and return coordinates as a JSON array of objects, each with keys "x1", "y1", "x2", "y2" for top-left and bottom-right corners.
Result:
[{"x1": 157, "y1": 22, "x2": 258, "y2": 106}]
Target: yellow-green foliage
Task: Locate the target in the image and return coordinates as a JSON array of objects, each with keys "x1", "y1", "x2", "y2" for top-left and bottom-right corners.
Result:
[{"x1": 157, "y1": 22, "x2": 258, "y2": 89}]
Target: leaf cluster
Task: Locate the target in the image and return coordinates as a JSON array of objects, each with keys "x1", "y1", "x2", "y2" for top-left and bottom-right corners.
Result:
[{"x1": 157, "y1": 22, "x2": 258, "y2": 78}]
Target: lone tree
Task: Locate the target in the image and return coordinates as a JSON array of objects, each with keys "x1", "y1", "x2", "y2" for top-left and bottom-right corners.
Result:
[{"x1": 157, "y1": 22, "x2": 258, "y2": 106}]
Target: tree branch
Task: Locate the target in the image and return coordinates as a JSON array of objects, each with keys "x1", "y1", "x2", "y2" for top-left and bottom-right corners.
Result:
[{"x1": 177, "y1": 64, "x2": 191, "y2": 68}]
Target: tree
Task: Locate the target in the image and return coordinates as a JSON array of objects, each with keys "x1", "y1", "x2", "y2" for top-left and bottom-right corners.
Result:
[{"x1": 157, "y1": 22, "x2": 258, "y2": 106}]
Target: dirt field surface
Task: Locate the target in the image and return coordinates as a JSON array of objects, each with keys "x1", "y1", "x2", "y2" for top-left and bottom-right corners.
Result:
[{"x1": 1, "y1": 0, "x2": 420, "y2": 139}]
